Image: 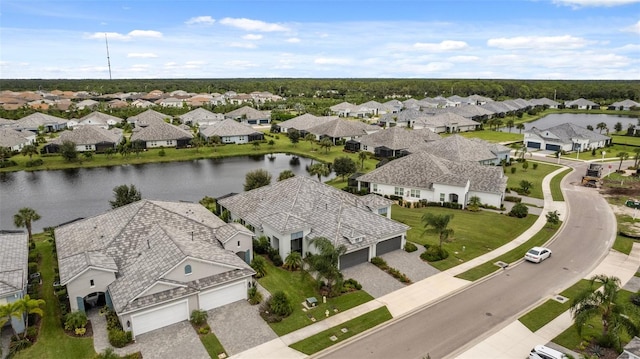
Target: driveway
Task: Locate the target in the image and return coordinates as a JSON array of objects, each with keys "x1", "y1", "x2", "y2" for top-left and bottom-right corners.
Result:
[
  {"x1": 379, "y1": 245, "x2": 440, "y2": 282},
  {"x1": 342, "y1": 262, "x2": 405, "y2": 298},
  {"x1": 208, "y1": 297, "x2": 278, "y2": 356}
]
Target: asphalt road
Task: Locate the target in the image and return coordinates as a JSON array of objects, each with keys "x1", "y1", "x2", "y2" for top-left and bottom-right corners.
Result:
[{"x1": 318, "y1": 160, "x2": 617, "y2": 359}]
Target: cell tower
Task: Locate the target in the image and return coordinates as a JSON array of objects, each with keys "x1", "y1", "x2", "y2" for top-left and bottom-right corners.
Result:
[{"x1": 105, "y1": 33, "x2": 112, "y2": 80}]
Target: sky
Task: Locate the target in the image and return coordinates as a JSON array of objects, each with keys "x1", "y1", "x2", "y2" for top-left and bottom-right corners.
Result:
[{"x1": 0, "y1": 0, "x2": 639, "y2": 80}]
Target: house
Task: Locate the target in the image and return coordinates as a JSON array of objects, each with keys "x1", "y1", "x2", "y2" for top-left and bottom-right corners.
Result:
[
  {"x1": 218, "y1": 176, "x2": 409, "y2": 269},
  {"x1": 275, "y1": 113, "x2": 337, "y2": 134},
  {"x1": 412, "y1": 112, "x2": 480, "y2": 133},
  {"x1": 130, "y1": 121, "x2": 193, "y2": 149},
  {"x1": 565, "y1": 98, "x2": 599, "y2": 110},
  {"x1": 378, "y1": 109, "x2": 431, "y2": 128},
  {"x1": 76, "y1": 99, "x2": 100, "y2": 110},
  {"x1": 329, "y1": 102, "x2": 357, "y2": 117},
  {"x1": 529, "y1": 97, "x2": 561, "y2": 109},
  {"x1": 0, "y1": 233, "x2": 28, "y2": 334},
  {"x1": 12, "y1": 113, "x2": 68, "y2": 133},
  {"x1": 610, "y1": 99, "x2": 640, "y2": 111},
  {"x1": 349, "y1": 126, "x2": 441, "y2": 157},
  {"x1": 0, "y1": 128, "x2": 37, "y2": 151},
  {"x1": 156, "y1": 97, "x2": 185, "y2": 108},
  {"x1": 44, "y1": 126, "x2": 123, "y2": 153},
  {"x1": 357, "y1": 152, "x2": 508, "y2": 209},
  {"x1": 127, "y1": 109, "x2": 171, "y2": 128},
  {"x1": 55, "y1": 200, "x2": 255, "y2": 338},
  {"x1": 618, "y1": 336, "x2": 640, "y2": 359},
  {"x1": 199, "y1": 119, "x2": 265, "y2": 144},
  {"x1": 524, "y1": 123, "x2": 611, "y2": 152},
  {"x1": 130, "y1": 99, "x2": 155, "y2": 108},
  {"x1": 422, "y1": 135, "x2": 510, "y2": 165},
  {"x1": 178, "y1": 108, "x2": 224, "y2": 126},
  {"x1": 306, "y1": 118, "x2": 381, "y2": 144},
  {"x1": 75, "y1": 111, "x2": 122, "y2": 129},
  {"x1": 224, "y1": 106, "x2": 271, "y2": 125}
]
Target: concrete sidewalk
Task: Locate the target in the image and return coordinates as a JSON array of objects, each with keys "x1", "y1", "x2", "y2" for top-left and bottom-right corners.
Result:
[{"x1": 231, "y1": 164, "x2": 580, "y2": 359}]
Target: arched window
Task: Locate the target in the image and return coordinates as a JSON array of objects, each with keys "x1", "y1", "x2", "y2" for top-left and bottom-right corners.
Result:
[{"x1": 185, "y1": 265, "x2": 192, "y2": 275}]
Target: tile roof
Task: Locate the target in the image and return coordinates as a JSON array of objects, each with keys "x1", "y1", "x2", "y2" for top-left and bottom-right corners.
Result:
[
  {"x1": 130, "y1": 121, "x2": 193, "y2": 142},
  {"x1": 0, "y1": 128, "x2": 33, "y2": 148},
  {"x1": 307, "y1": 118, "x2": 380, "y2": 138},
  {"x1": 225, "y1": 106, "x2": 270, "y2": 120},
  {"x1": 529, "y1": 98, "x2": 561, "y2": 107},
  {"x1": 218, "y1": 176, "x2": 409, "y2": 252},
  {"x1": 421, "y1": 134, "x2": 498, "y2": 163},
  {"x1": 51, "y1": 125, "x2": 123, "y2": 145},
  {"x1": 611, "y1": 99, "x2": 640, "y2": 108},
  {"x1": 565, "y1": 98, "x2": 599, "y2": 107},
  {"x1": 78, "y1": 111, "x2": 123, "y2": 125},
  {"x1": 356, "y1": 126, "x2": 441, "y2": 151},
  {"x1": 277, "y1": 114, "x2": 337, "y2": 131},
  {"x1": 200, "y1": 119, "x2": 261, "y2": 138},
  {"x1": 126, "y1": 109, "x2": 170, "y2": 126},
  {"x1": 0, "y1": 233, "x2": 28, "y2": 297},
  {"x1": 528, "y1": 123, "x2": 610, "y2": 143},
  {"x1": 357, "y1": 152, "x2": 507, "y2": 194},
  {"x1": 413, "y1": 112, "x2": 480, "y2": 130},
  {"x1": 178, "y1": 108, "x2": 224, "y2": 123},
  {"x1": 55, "y1": 200, "x2": 254, "y2": 313},
  {"x1": 16, "y1": 112, "x2": 68, "y2": 128}
]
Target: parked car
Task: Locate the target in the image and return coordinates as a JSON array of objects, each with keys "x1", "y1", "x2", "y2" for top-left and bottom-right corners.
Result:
[
  {"x1": 529, "y1": 344, "x2": 567, "y2": 359},
  {"x1": 85, "y1": 292, "x2": 100, "y2": 306},
  {"x1": 525, "y1": 246, "x2": 552, "y2": 263}
]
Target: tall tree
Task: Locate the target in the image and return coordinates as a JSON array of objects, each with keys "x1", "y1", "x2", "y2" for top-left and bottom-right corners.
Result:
[
  {"x1": 596, "y1": 122, "x2": 608, "y2": 134},
  {"x1": 305, "y1": 237, "x2": 347, "y2": 296},
  {"x1": 617, "y1": 151, "x2": 629, "y2": 171},
  {"x1": 288, "y1": 128, "x2": 300, "y2": 147},
  {"x1": 633, "y1": 148, "x2": 640, "y2": 168},
  {"x1": 421, "y1": 213, "x2": 454, "y2": 252},
  {"x1": 570, "y1": 275, "x2": 638, "y2": 340},
  {"x1": 109, "y1": 184, "x2": 142, "y2": 209},
  {"x1": 614, "y1": 122, "x2": 623, "y2": 133},
  {"x1": 304, "y1": 133, "x2": 316, "y2": 150},
  {"x1": 333, "y1": 156, "x2": 357, "y2": 181},
  {"x1": 13, "y1": 208, "x2": 41, "y2": 242},
  {"x1": 14, "y1": 294, "x2": 45, "y2": 339},
  {"x1": 60, "y1": 140, "x2": 78, "y2": 162},
  {"x1": 244, "y1": 169, "x2": 272, "y2": 191},
  {"x1": 358, "y1": 151, "x2": 368, "y2": 170},
  {"x1": 20, "y1": 144, "x2": 39, "y2": 160},
  {"x1": 506, "y1": 119, "x2": 515, "y2": 133},
  {"x1": 320, "y1": 138, "x2": 333, "y2": 153},
  {"x1": 307, "y1": 162, "x2": 330, "y2": 182},
  {"x1": 516, "y1": 123, "x2": 525, "y2": 134}
]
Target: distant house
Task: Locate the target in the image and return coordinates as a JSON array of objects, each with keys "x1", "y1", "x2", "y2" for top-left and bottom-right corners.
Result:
[
  {"x1": 0, "y1": 128, "x2": 37, "y2": 151},
  {"x1": 218, "y1": 176, "x2": 409, "y2": 269},
  {"x1": 350, "y1": 126, "x2": 441, "y2": 157},
  {"x1": 130, "y1": 99, "x2": 154, "y2": 108},
  {"x1": 610, "y1": 99, "x2": 640, "y2": 111},
  {"x1": 127, "y1": 109, "x2": 171, "y2": 128},
  {"x1": 55, "y1": 200, "x2": 255, "y2": 338},
  {"x1": 565, "y1": 98, "x2": 599, "y2": 110},
  {"x1": 224, "y1": 106, "x2": 271, "y2": 125},
  {"x1": 421, "y1": 135, "x2": 511, "y2": 165},
  {"x1": 12, "y1": 113, "x2": 68, "y2": 133},
  {"x1": 75, "y1": 111, "x2": 122, "y2": 129},
  {"x1": 179, "y1": 108, "x2": 224, "y2": 126},
  {"x1": 524, "y1": 123, "x2": 611, "y2": 152},
  {"x1": 131, "y1": 121, "x2": 193, "y2": 149},
  {"x1": 44, "y1": 126, "x2": 123, "y2": 153},
  {"x1": 329, "y1": 102, "x2": 357, "y2": 117},
  {"x1": 529, "y1": 97, "x2": 561, "y2": 109},
  {"x1": 357, "y1": 152, "x2": 508, "y2": 209},
  {"x1": 199, "y1": 119, "x2": 264, "y2": 144},
  {"x1": 0, "y1": 233, "x2": 28, "y2": 334},
  {"x1": 412, "y1": 112, "x2": 480, "y2": 133},
  {"x1": 275, "y1": 113, "x2": 337, "y2": 134},
  {"x1": 76, "y1": 99, "x2": 100, "y2": 110},
  {"x1": 306, "y1": 118, "x2": 380, "y2": 144}
]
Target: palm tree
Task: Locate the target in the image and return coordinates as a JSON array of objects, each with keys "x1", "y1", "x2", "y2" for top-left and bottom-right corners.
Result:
[
  {"x1": 633, "y1": 148, "x2": 640, "y2": 168},
  {"x1": 304, "y1": 133, "x2": 316, "y2": 150},
  {"x1": 307, "y1": 163, "x2": 330, "y2": 182},
  {"x1": 305, "y1": 237, "x2": 347, "y2": 296},
  {"x1": 14, "y1": 294, "x2": 45, "y2": 338},
  {"x1": 506, "y1": 119, "x2": 515, "y2": 133},
  {"x1": 515, "y1": 143, "x2": 531, "y2": 161},
  {"x1": 421, "y1": 213, "x2": 454, "y2": 252},
  {"x1": 516, "y1": 123, "x2": 525, "y2": 134},
  {"x1": 14, "y1": 208, "x2": 41, "y2": 242},
  {"x1": 20, "y1": 144, "x2": 39, "y2": 160},
  {"x1": 617, "y1": 151, "x2": 629, "y2": 171},
  {"x1": 358, "y1": 151, "x2": 368, "y2": 170},
  {"x1": 0, "y1": 302, "x2": 23, "y2": 335},
  {"x1": 320, "y1": 138, "x2": 333, "y2": 153},
  {"x1": 283, "y1": 251, "x2": 302, "y2": 271},
  {"x1": 570, "y1": 275, "x2": 638, "y2": 340},
  {"x1": 467, "y1": 196, "x2": 482, "y2": 212},
  {"x1": 596, "y1": 122, "x2": 608, "y2": 134}
]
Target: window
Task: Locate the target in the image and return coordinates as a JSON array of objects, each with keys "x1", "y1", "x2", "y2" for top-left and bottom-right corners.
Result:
[
  {"x1": 372, "y1": 183, "x2": 378, "y2": 192},
  {"x1": 126, "y1": 320, "x2": 131, "y2": 329},
  {"x1": 90, "y1": 279, "x2": 95, "y2": 287},
  {"x1": 394, "y1": 187, "x2": 404, "y2": 196},
  {"x1": 184, "y1": 265, "x2": 192, "y2": 275},
  {"x1": 291, "y1": 231, "x2": 303, "y2": 240},
  {"x1": 378, "y1": 207, "x2": 388, "y2": 216},
  {"x1": 237, "y1": 240, "x2": 241, "y2": 247},
  {"x1": 440, "y1": 193, "x2": 445, "y2": 202},
  {"x1": 410, "y1": 189, "x2": 421, "y2": 198}
]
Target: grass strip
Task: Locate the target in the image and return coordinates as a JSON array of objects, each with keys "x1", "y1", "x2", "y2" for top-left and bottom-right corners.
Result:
[
  {"x1": 289, "y1": 306, "x2": 392, "y2": 355},
  {"x1": 199, "y1": 332, "x2": 227, "y2": 359},
  {"x1": 550, "y1": 168, "x2": 571, "y2": 202},
  {"x1": 455, "y1": 224, "x2": 560, "y2": 281}
]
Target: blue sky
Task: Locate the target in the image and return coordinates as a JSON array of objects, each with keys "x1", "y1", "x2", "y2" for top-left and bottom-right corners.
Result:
[{"x1": 1, "y1": 0, "x2": 638, "y2": 79}]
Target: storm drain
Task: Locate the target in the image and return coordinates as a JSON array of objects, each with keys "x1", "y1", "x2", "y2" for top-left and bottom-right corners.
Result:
[
  {"x1": 494, "y1": 261, "x2": 509, "y2": 269},
  {"x1": 553, "y1": 295, "x2": 569, "y2": 304}
]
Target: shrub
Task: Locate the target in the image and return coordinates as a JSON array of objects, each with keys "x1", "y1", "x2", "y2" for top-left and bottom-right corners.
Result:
[
  {"x1": 251, "y1": 256, "x2": 267, "y2": 278},
  {"x1": 9, "y1": 337, "x2": 32, "y2": 356},
  {"x1": 248, "y1": 286, "x2": 263, "y2": 305},
  {"x1": 158, "y1": 149, "x2": 166, "y2": 157},
  {"x1": 28, "y1": 252, "x2": 40, "y2": 263},
  {"x1": 28, "y1": 262, "x2": 38, "y2": 275},
  {"x1": 198, "y1": 325, "x2": 211, "y2": 335},
  {"x1": 104, "y1": 309, "x2": 122, "y2": 331},
  {"x1": 342, "y1": 278, "x2": 362, "y2": 292},
  {"x1": 64, "y1": 311, "x2": 88, "y2": 331},
  {"x1": 420, "y1": 246, "x2": 449, "y2": 262},
  {"x1": 504, "y1": 195, "x2": 522, "y2": 203},
  {"x1": 269, "y1": 290, "x2": 293, "y2": 317},
  {"x1": 532, "y1": 163, "x2": 538, "y2": 170},
  {"x1": 75, "y1": 327, "x2": 87, "y2": 336},
  {"x1": 253, "y1": 236, "x2": 271, "y2": 255},
  {"x1": 283, "y1": 251, "x2": 302, "y2": 271},
  {"x1": 25, "y1": 159, "x2": 44, "y2": 167},
  {"x1": 108, "y1": 329, "x2": 132, "y2": 348},
  {"x1": 510, "y1": 167, "x2": 517, "y2": 174},
  {"x1": 630, "y1": 293, "x2": 640, "y2": 306},
  {"x1": 259, "y1": 300, "x2": 282, "y2": 323},
  {"x1": 267, "y1": 248, "x2": 283, "y2": 267},
  {"x1": 509, "y1": 203, "x2": 529, "y2": 218},
  {"x1": 25, "y1": 326, "x2": 38, "y2": 341},
  {"x1": 370, "y1": 256, "x2": 387, "y2": 268},
  {"x1": 190, "y1": 309, "x2": 208, "y2": 326},
  {"x1": 404, "y1": 242, "x2": 418, "y2": 252}
]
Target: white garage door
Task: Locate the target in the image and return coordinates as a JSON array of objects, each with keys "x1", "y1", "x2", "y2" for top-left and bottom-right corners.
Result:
[
  {"x1": 199, "y1": 281, "x2": 246, "y2": 311},
  {"x1": 131, "y1": 300, "x2": 189, "y2": 337}
]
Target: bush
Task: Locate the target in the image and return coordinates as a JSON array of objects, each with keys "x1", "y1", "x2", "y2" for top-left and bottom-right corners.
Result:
[
  {"x1": 259, "y1": 300, "x2": 282, "y2": 323},
  {"x1": 504, "y1": 195, "x2": 522, "y2": 203},
  {"x1": 190, "y1": 309, "x2": 208, "y2": 326},
  {"x1": 532, "y1": 163, "x2": 538, "y2": 170},
  {"x1": 104, "y1": 309, "x2": 122, "y2": 331},
  {"x1": 251, "y1": 256, "x2": 267, "y2": 278},
  {"x1": 630, "y1": 293, "x2": 640, "y2": 306},
  {"x1": 248, "y1": 286, "x2": 263, "y2": 305},
  {"x1": 25, "y1": 159, "x2": 44, "y2": 167},
  {"x1": 370, "y1": 256, "x2": 387, "y2": 268},
  {"x1": 253, "y1": 236, "x2": 271, "y2": 255},
  {"x1": 108, "y1": 329, "x2": 132, "y2": 348},
  {"x1": 25, "y1": 326, "x2": 38, "y2": 341},
  {"x1": 420, "y1": 246, "x2": 449, "y2": 262},
  {"x1": 28, "y1": 262, "x2": 38, "y2": 275},
  {"x1": 269, "y1": 290, "x2": 293, "y2": 317},
  {"x1": 64, "y1": 311, "x2": 88, "y2": 331},
  {"x1": 509, "y1": 203, "x2": 529, "y2": 218},
  {"x1": 9, "y1": 337, "x2": 32, "y2": 356},
  {"x1": 510, "y1": 167, "x2": 517, "y2": 174},
  {"x1": 198, "y1": 325, "x2": 211, "y2": 335},
  {"x1": 75, "y1": 327, "x2": 87, "y2": 336},
  {"x1": 404, "y1": 242, "x2": 418, "y2": 252},
  {"x1": 158, "y1": 149, "x2": 166, "y2": 157},
  {"x1": 267, "y1": 248, "x2": 283, "y2": 267},
  {"x1": 342, "y1": 278, "x2": 362, "y2": 292},
  {"x1": 28, "y1": 251, "x2": 39, "y2": 263}
]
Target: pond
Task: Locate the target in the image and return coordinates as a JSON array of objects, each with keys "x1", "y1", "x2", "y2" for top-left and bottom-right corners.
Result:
[{"x1": 0, "y1": 153, "x2": 334, "y2": 232}]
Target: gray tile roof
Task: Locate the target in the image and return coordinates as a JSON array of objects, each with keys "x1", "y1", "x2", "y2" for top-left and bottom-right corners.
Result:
[
  {"x1": 225, "y1": 106, "x2": 270, "y2": 120},
  {"x1": 528, "y1": 123, "x2": 610, "y2": 143},
  {"x1": 0, "y1": 233, "x2": 28, "y2": 297},
  {"x1": 357, "y1": 152, "x2": 507, "y2": 194},
  {"x1": 277, "y1": 114, "x2": 336, "y2": 131},
  {"x1": 421, "y1": 134, "x2": 498, "y2": 163},
  {"x1": 16, "y1": 112, "x2": 68, "y2": 129},
  {"x1": 379, "y1": 109, "x2": 430, "y2": 124},
  {"x1": 52, "y1": 126, "x2": 123, "y2": 146},
  {"x1": 55, "y1": 200, "x2": 254, "y2": 313},
  {"x1": 0, "y1": 118, "x2": 15, "y2": 126},
  {"x1": 178, "y1": 108, "x2": 224, "y2": 123},
  {"x1": 0, "y1": 128, "x2": 32, "y2": 148},
  {"x1": 529, "y1": 98, "x2": 561, "y2": 107},
  {"x1": 200, "y1": 119, "x2": 261, "y2": 138},
  {"x1": 413, "y1": 112, "x2": 480, "y2": 130},
  {"x1": 78, "y1": 111, "x2": 122, "y2": 125},
  {"x1": 130, "y1": 121, "x2": 193, "y2": 142},
  {"x1": 307, "y1": 118, "x2": 379, "y2": 138},
  {"x1": 218, "y1": 176, "x2": 409, "y2": 252},
  {"x1": 126, "y1": 109, "x2": 170, "y2": 126},
  {"x1": 565, "y1": 98, "x2": 599, "y2": 107},
  {"x1": 611, "y1": 99, "x2": 640, "y2": 108},
  {"x1": 356, "y1": 126, "x2": 441, "y2": 151}
]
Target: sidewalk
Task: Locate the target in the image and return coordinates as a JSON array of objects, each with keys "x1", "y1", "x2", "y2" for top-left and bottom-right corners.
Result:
[{"x1": 230, "y1": 164, "x2": 577, "y2": 359}]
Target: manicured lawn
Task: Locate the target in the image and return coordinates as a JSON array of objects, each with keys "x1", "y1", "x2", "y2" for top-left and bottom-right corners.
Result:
[
  {"x1": 506, "y1": 161, "x2": 561, "y2": 199},
  {"x1": 199, "y1": 332, "x2": 227, "y2": 359},
  {"x1": 550, "y1": 168, "x2": 571, "y2": 201},
  {"x1": 391, "y1": 205, "x2": 538, "y2": 271},
  {"x1": 289, "y1": 306, "x2": 392, "y2": 355},
  {"x1": 257, "y1": 259, "x2": 374, "y2": 336},
  {"x1": 562, "y1": 144, "x2": 640, "y2": 161},
  {"x1": 456, "y1": 224, "x2": 560, "y2": 281},
  {"x1": 519, "y1": 280, "x2": 591, "y2": 332},
  {"x1": 455, "y1": 130, "x2": 523, "y2": 143},
  {"x1": 611, "y1": 134, "x2": 640, "y2": 147},
  {"x1": 15, "y1": 235, "x2": 95, "y2": 359},
  {"x1": 613, "y1": 234, "x2": 634, "y2": 255}
]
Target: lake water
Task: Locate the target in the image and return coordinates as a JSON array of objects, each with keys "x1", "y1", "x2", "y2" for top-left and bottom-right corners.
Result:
[
  {"x1": 0, "y1": 153, "x2": 333, "y2": 232},
  {"x1": 502, "y1": 113, "x2": 637, "y2": 132}
]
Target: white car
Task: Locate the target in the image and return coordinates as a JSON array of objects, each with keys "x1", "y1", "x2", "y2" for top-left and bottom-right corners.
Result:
[
  {"x1": 525, "y1": 247, "x2": 552, "y2": 263},
  {"x1": 529, "y1": 344, "x2": 568, "y2": 359}
]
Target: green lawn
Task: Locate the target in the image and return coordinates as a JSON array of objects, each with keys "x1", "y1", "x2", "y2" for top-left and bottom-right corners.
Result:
[
  {"x1": 456, "y1": 224, "x2": 560, "y2": 281},
  {"x1": 391, "y1": 205, "x2": 538, "y2": 271},
  {"x1": 550, "y1": 168, "x2": 572, "y2": 201},
  {"x1": 455, "y1": 130, "x2": 523, "y2": 143},
  {"x1": 519, "y1": 280, "x2": 592, "y2": 332},
  {"x1": 15, "y1": 235, "x2": 95, "y2": 359},
  {"x1": 199, "y1": 332, "x2": 227, "y2": 359},
  {"x1": 289, "y1": 306, "x2": 392, "y2": 355},
  {"x1": 613, "y1": 234, "x2": 635, "y2": 255},
  {"x1": 506, "y1": 161, "x2": 562, "y2": 199},
  {"x1": 562, "y1": 143, "x2": 640, "y2": 161},
  {"x1": 611, "y1": 134, "x2": 640, "y2": 147},
  {"x1": 257, "y1": 259, "x2": 374, "y2": 336}
]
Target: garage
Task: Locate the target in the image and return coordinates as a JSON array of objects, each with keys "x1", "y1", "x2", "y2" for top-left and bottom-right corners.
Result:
[
  {"x1": 339, "y1": 248, "x2": 369, "y2": 269},
  {"x1": 376, "y1": 236, "x2": 402, "y2": 256},
  {"x1": 545, "y1": 144, "x2": 561, "y2": 151},
  {"x1": 131, "y1": 300, "x2": 189, "y2": 337},
  {"x1": 199, "y1": 281, "x2": 246, "y2": 311},
  {"x1": 526, "y1": 141, "x2": 541, "y2": 149}
]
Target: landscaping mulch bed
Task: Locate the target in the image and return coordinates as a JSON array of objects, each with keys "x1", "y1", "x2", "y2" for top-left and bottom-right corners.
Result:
[{"x1": 63, "y1": 320, "x2": 93, "y2": 338}]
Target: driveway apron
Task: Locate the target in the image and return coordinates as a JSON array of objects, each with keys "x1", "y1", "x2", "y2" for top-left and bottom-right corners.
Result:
[
  {"x1": 342, "y1": 262, "x2": 404, "y2": 298},
  {"x1": 380, "y1": 246, "x2": 440, "y2": 282}
]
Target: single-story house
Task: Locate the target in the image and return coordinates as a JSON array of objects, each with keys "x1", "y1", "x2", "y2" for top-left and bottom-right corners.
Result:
[
  {"x1": 421, "y1": 134, "x2": 511, "y2": 165},
  {"x1": 74, "y1": 111, "x2": 122, "y2": 129},
  {"x1": 609, "y1": 99, "x2": 640, "y2": 111},
  {"x1": 199, "y1": 119, "x2": 264, "y2": 144},
  {"x1": 329, "y1": 102, "x2": 358, "y2": 117},
  {"x1": 130, "y1": 121, "x2": 193, "y2": 149},
  {"x1": 224, "y1": 106, "x2": 271, "y2": 125},
  {"x1": 524, "y1": 123, "x2": 611, "y2": 152},
  {"x1": 565, "y1": 98, "x2": 599, "y2": 110},
  {"x1": 0, "y1": 128, "x2": 37, "y2": 151},
  {"x1": 412, "y1": 112, "x2": 480, "y2": 133},
  {"x1": 357, "y1": 152, "x2": 508, "y2": 209},
  {"x1": 218, "y1": 176, "x2": 410, "y2": 270},
  {"x1": 349, "y1": 126, "x2": 441, "y2": 157},
  {"x1": 55, "y1": 200, "x2": 255, "y2": 338},
  {"x1": 44, "y1": 126, "x2": 123, "y2": 153},
  {"x1": 529, "y1": 97, "x2": 561, "y2": 109},
  {"x1": 178, "y1": 108, "x2": 224, "y2": 126},
  {"x1": 12, "y1": 113, "x2": 68, "y2": 133},
  {"x1": 275, "y1": 114, "x2": 337, "y2": 134},
  {"x1": 307, "y1": 118, "x2": 381, "y2": 144},
  {"x1": 0, "y1": 233, "x2": 28, "y2": 334},
  {"x1": 126, "y1": 109, "x2": 171, "y2": 128},
  {"x1": 76, "y1": 99, "x2": 100, "y2": 110}
]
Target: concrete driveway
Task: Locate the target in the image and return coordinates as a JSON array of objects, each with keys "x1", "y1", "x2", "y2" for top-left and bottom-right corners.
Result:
[
  {"x1": 379, "y1": 246, "x2": 440, "y2": 282},
  {"x1": 342, "y1": 262, "x2": 405, "y2": 298}
]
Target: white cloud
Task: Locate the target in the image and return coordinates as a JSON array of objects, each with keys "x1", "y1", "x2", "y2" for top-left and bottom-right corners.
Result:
[
  {"x1": 286, "y1": 37, "x2": 301, "y2": 43},
  {"x1": 487, "y1": 35, "x2": 591, "y2": 49},
  {"x1": 553, "y1": 0, "x2": 640, "y2": 7},
  {"x1": 242, "y1": 34, "x2": 263, "y2": 40},
  {"x1": 219, "y1": 18, "x2": 289, "y2": 32},
  {"x1": 185, "y1": 16, "x2": 215, "y2": 25},
  {"x1": 223, "y1": 60, "x2": 258, "y2": 68},
  {"x1": 228, "y1": 42, "x2": 257, "y2": 49},
  {"x1": 314, "y1": 57, "x2": 352, "y2": 65},
  {"x1": 127, "y1": 53, "x2": 158, "y2": 58},
  {"x1": 413, "y1": 40, "x2": 468, "y2": 52},
  {"x1": 448, "y1": 55, "x2": 479, "y2": 63},
  {"x1": 86, "y1": 30, "x2": 162, "y2": 41},
  {"x1": 623, "y1": 20, "x2": 640, "y2": 34},
  {"x1": 127, "y1": 30, "x2": 162, "y2": 38}
]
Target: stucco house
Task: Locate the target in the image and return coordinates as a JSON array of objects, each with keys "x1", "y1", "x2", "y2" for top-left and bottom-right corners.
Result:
[
  {"x1": 529, "y1": 97, "x2": 561, "y2": 109},
  {"x1": 306, "y1": 118, "x2": 381, "y2": 144},
  {"x1": 12, "y1": 113, "x2": 68, "y2": 133},
  {"x1": 199, "y1": 119, "x2": 265, "y2": 144},
  {"x1": 610, "y1": 99, "x2": 640, "y2": 111},
  {"x1": 178, "y1": 108, "x2": 224, "y2": 126},
  {"x1": 422, "y1": 134, "x2": 511, "y2": 165},
  {"x1": 348, "y1": 126, "x2": 441, "y2": 157},
  {"x1": 0, "y1": 233, "x2": 28, "y2": 334},
  {"x1": 0, "y1": 128, "x2": 37, "y2": 151},
  {"x1": 275, "y1": 114, "x2": 337, "y2": 134},
  {"x1": 218, "y1": 176, "x2": 410, "y2": 269},
  {"x1": 130, "y1": 121, "x2": 194, "y2": 149},
  {"x1": 55, "y1": 200, "x2": 255, "y2": 338},
  {"x1": 75, "y1": 111, "x2": 122, "y2": 129},
  {"x1": 44, "y1": 126, "x2": 123, "y2": 153},
  {"x1": 357, "y1": 152, "x2": 508, "y2": 209},
  {"x1": 565, "y1": 98, "x2": 599, "y2": 110},
  {"x1": 224, "y1": 106, "x2": 271, "y2": 125},
  {"x1": 412, "y1": 112, "x2": 480, "y2": 133},
  {"x1": 524, "y1": 123, "x2": 611, "y2": 152}
]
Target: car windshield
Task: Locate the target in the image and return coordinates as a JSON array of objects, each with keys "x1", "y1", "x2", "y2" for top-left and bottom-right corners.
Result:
[{"x1": 528, "y1": 249, "x2": 540, "y2": 255}]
